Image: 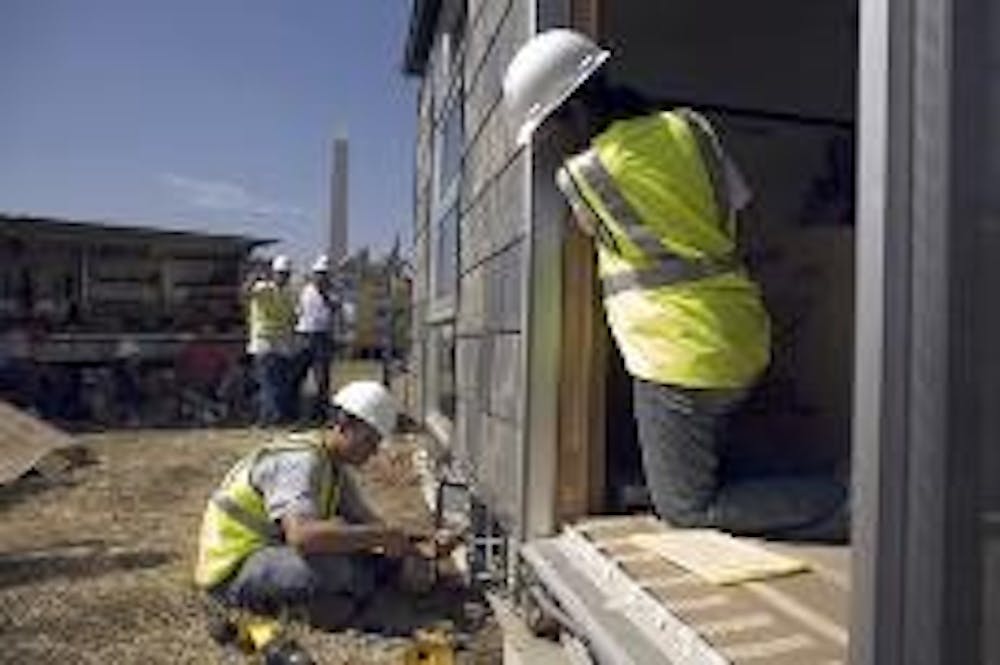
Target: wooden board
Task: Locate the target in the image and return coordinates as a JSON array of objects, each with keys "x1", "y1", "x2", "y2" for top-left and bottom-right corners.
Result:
[
  {"x1": 629, "y1": 530, "x2": 810, "y2": 585},
  {"x1": 554, "y1": 0, "x2": 609, "y2": 524},
  {"x1": 557, "y1": 227, "x2": 606, "y2": 521},
  {"x1": 0, "y1": 401, "x2": 79, "y2": 486}
]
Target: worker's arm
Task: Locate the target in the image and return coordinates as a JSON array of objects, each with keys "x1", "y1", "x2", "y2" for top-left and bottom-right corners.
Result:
[
  {"x1": 337, "y1": 466, "x2": 385, "y2": 525},
  {"x1": 556, "y1": 166, "x2": 619, "y2": 251},
  {"x1": 335, "y1": 468, "x2": 460, "y2": 558},
  {"x1": 316, "y1": 282, "x2": 340, "y2": 313},
  {"x1": 254, "y1": 450, "x2": 418, "y2": 557},
  {"x1": 241, "y1": 266, "x2": 269, "y2": 296},
  {"x1": 242, "y1": 278, "x2": 262, "y2": 297},
  {"x1": 281, "y1": 514, "x2": 414, "y2": 557}
]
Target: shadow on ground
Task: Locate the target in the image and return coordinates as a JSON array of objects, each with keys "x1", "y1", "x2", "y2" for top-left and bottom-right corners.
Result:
[
  {"x1": 0, "y1": 540, "x2": 172, "y2": 590},
  {"x1": 346, "y1": 583, "x2": 487, "y2": 638}
]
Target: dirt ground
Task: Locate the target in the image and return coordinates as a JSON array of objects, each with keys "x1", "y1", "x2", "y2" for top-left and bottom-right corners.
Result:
[{"x1": 0, "y1": 427, "x2": 500, "y2": 664}]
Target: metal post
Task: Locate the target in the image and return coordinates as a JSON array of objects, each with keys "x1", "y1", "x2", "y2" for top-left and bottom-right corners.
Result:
[{"x1": 853, "y1": 0, "x2": 987, "y2": 661}]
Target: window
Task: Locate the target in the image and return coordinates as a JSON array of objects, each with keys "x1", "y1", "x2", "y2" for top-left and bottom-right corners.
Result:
[
  {"x1": 434, "y1": 205, "x2": 458, "y2": 300},
  {"x1": 425, "y1": 6, "x2": 464, "y2": 431},
  {"x1": 428, "y1": 13, "x2": 464, "y2": 318},
  {"x1": 439, "y1": 92, "x2": 464, "y2": 190},
  {"x1": 429, "y1": 323, "x2": 456, "y2": 419}
]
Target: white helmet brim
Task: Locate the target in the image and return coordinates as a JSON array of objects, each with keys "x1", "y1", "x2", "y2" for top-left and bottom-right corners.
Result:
[{"x1": 515, "y1": 49, "x2": 609, "y2": 146}]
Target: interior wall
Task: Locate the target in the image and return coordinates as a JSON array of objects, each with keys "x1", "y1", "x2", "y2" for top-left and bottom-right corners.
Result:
[
  {"x1": 601, "y1": 0, "x2": 856, "y2": 122},
  {"x1": 726, "y1": 118, "x2": 855, "y2": 472},
  {"x1": 599, "y1": 0, "x2": 858, "y2": 475}
]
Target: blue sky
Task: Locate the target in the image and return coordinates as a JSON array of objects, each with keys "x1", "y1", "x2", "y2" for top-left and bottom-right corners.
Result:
[{"x1": 0, "y1": 1, "x2": 417, "y2": 265}]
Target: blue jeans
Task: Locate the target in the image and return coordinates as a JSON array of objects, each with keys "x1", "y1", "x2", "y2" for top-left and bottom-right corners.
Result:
[
  {"x1": 633, "y1": 379, "x2": 848, "y2": 539},
  {"x1": 253, "y1": 353, "x2": 287, "y2": 425},
  {"x1": 295, "y1": 333, "x2": 333, "y2": 422},
  {"x1": 213, "y1": 546, "x2": 377, "y2": 625}
]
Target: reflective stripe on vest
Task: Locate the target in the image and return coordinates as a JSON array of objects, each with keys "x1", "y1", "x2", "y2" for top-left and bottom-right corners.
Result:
[
  {"x1": 210, "y1": 491, "x2": 283, "y2": 542},
  {"x1": 555, "y1": 164, "x2": 620, "y2": 251},
  {"x1": 677, "y1": 108, "x2": 733, "y2": 232},
  {"x1": 569, "y1": 146, "x2": 741, "y2": 295},
  {"x1": 600, "y1": 252, "x2": 742, "y2": 296}
]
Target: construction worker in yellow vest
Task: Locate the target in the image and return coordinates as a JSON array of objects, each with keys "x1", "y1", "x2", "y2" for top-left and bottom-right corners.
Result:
[
  {"x1": 504, "y1": 30, "x2": 846, "y2": 539},
  {"x1": 195, "y1": 381, "x2": 452, "y2": 631},
  {"x1": 244, "y1": 255, "x2": 298, "y2": 425}
]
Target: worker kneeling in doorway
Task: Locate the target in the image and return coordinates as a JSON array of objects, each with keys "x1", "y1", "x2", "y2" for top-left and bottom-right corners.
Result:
[
  {"x1": 194, "y1": 380, "x2": 450, "y2": 630},
  {"x1": 504, "y1": 30, "x2": 847, "y2": 539}
]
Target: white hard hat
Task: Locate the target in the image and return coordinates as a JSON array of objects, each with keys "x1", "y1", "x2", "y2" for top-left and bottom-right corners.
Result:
[
  {"x1": 332, "y1": 380, "x2": 397, "y2": 440},
  {"x1": 311, "y1": 255, "x2": 330, "y2": 273},
  {"x1": 503, "y1": 29, "x2": 610, "y2": 146},
  {"x1": 271, "y1": 255, "x2": 292, "y2": 273}
]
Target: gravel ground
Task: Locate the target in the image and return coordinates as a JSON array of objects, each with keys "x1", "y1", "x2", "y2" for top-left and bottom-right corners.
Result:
[{"x1": 0, "y1": 428, "x2": 500, "y2": 664}]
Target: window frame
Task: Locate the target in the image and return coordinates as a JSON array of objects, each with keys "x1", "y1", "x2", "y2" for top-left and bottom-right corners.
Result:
[
  {"x1": 424, "y1": 7, "x2": 465, "y2": 432},
  {"x1": 427, "y1": 29, "x2": 463, "y2": 324}
]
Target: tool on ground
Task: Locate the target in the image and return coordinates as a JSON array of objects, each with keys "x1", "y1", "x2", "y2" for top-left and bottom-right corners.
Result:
[
  {"x1": 404, "y1": 627, "x2": 456, "y2": 665},
  {"x1": 205, "y1": 600, "x2": 316, "y2": 665}
]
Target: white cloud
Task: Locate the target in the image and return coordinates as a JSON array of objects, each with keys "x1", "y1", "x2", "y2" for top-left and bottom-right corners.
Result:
[{"x1": 159, "y1": 173, "x2": 308, "y2": 220}]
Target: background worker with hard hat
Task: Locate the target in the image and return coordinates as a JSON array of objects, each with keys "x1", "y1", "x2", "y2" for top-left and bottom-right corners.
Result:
[
  {"x1": 244, "y1": 255, "x2": 298, "y2": 425},
  {"x1": 195, "y1": 381, "x2": 451, "y2": 630},
  {"x1": 504, "y1": 29, "x2": 846, "y2": 538},
  {"x1": 293, "y1": 255, "x2": 339, "y2": 423}
]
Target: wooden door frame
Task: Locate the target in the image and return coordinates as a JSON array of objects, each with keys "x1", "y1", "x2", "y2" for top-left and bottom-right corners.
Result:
[{"x1": 555, "y1": 0, "x2": 608, "y2": 523}]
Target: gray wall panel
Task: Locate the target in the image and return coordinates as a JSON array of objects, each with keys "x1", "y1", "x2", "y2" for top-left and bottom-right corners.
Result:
[
  {"x1": 465, "y1": 2, "x2": 527, "y2": 148},
  {"x1": 461, "y1": 153, "x2": 526, "y2": 273},
  {"x1": 464, "y1": 0, "x2": 514, "y2": 104},
  {"x1": 476, "y1": 415, "x2": 521, "y2": 522},
  {"x1": 490, "y1": 333, "x2": 522, "y2": 422},
  {"x1": 457, "y1": 263, "x2": 485, "y2": 335},
  {"x1": 411, "y1": 0, "x2": 530, "y2": 530}
]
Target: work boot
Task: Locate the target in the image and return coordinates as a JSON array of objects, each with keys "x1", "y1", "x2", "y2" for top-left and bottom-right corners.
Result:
[
  {"x1": 262, "y1": 638, "x2": 316, "y2": 665},
  {"x1": 201, "y1": 595, "x2": 239, "y2": 646}
]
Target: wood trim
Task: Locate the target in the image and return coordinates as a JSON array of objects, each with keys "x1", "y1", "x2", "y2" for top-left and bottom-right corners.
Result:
[
  {"x1": 554, "y1": 0, "x2": 606, "y2": 523},
  {"x1": 557, "y1": 226, "x2": 605, "y2": 521},
  {"x1": 571, "y1": 0, "x2": 601, "y2": 36}
]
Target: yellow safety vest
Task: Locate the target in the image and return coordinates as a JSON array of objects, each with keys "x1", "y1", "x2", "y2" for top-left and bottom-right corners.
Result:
[
  {"x1": 194, "y1": 433, "x2": 340, "y2": 589},
  {"x1": 247, "y1": 282, "x2": 296, "y2": 342},
  {"x1": 557, "y1": 110, "x2": 771, "y2": 388}
]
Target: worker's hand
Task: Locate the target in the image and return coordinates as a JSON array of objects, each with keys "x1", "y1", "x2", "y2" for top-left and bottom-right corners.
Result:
[
  {"x1": 408, "y1": 528, "x2": 462, "y2": 559},
  {"x1": 400, "y1": 525, "x2": 435, "y2": 541},
  {"x1": 381, "y1": 527, "x2": 416, "y2": 558},
  {"x1": 432, "y1": 529, "x2": 462, "y2": 556}
]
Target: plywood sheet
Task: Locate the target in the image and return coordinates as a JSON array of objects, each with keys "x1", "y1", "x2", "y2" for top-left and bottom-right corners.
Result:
[
  {"x1": 0, "y1": 401, "x2": 78, "y2": 486},
  {"x1": 630, "y1": 530, "x2": 810, "y2": 585}
]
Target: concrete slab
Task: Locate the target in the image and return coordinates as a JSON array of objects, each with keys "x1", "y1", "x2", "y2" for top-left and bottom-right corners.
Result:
[{"x1": 487, "y1": 593, "x2": 573, "y2": 665}]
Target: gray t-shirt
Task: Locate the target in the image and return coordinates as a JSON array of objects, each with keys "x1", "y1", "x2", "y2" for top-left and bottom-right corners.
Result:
[{"x1": 250, "y1": 449, "x2": 330, "y2": 522}]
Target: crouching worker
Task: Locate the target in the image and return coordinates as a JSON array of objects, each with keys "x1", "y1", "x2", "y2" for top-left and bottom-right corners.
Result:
[{"x1": 194, "y1": 380, "x2": 440, "y2": 630}]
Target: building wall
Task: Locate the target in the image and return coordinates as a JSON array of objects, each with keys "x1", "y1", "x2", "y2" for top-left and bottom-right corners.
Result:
[
  {"x1": 411, "y1": 78, "x2": 433, "y2": 422},
  {"x1": 457, "y1": 0, "x2": 531, "y2": 524},
  {"x1": 412, "y1": 0, "x2": 531, "y2": 526}
]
